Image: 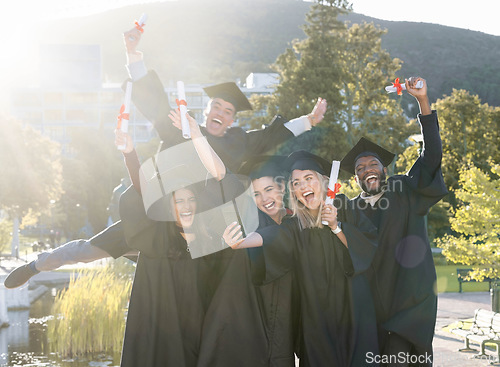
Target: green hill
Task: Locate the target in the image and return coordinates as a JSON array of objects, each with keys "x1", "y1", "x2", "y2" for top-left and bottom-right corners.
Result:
[
  {"x1": 36, "y1": 0, "x2": 500, "y2": 106},
  {"x1": 347, "y1": 13, "x2": 500, "y2": 106}
]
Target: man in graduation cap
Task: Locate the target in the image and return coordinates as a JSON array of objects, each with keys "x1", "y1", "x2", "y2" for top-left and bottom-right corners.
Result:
[
  {"x1": 340, "y1": 77, "x2": 447, "y2": 366},
  {"x1": 123, "y1": 26, "x2": 327, "y2": 172}
]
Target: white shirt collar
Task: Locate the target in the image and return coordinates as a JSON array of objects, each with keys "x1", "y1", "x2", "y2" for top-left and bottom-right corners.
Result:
[{"x1": 360, "y1": 190, "x2": 386, "y2": 207}]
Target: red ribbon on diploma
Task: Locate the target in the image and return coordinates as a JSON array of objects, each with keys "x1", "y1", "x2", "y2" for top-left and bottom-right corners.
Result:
[
  {"x1": 327, "y1": 183, "x2": 341, "y2": 200},
  {"x1": 176, "y1": 99, "x2": 187, "y2": 111},
  {"x1": 392, "y1": 78, "x2": 403, "y2": 95},
  {"x1": 135, "y1": 21, "x2": 145, "y2": 33},
  {"x1": 117, "y1": 104, "x2": 129, "y2": 129}
]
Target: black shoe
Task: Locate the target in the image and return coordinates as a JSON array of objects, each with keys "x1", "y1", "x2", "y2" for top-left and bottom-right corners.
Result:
[{"x1": 4, "y1": 261, "x2": 40, "y2": 289}]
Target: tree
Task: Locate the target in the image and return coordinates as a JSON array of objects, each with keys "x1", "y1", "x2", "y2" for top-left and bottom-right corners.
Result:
[
  {"x1": 270, "y1": 0, "x2": 350, "y2": 159},
  {"x1": 395, "y1": 141, "x2": 451, "y2": 242},
  {"x1": 59, "y1": 157, "x2": 91, "y2": 239},
  {"x1": 256, "y1": 0, "x2": 416, "y2": 169},
  {"x1": 337, "y1": 22, "x2": 410, "y2": 150},
  {"x1": 59, "y1": 127, "x2": 126, "y2": 238},
  {"x1": 436, "y1": 162, "x2": 500, "y2": 280},
  {"x1": 395, "y1": 90, "x2": 500, "y2": 240},
  {"x1": 239, "y1": 94, "x2": 279, "y2": 132},
  {"x1": 434, "y1": 90, "x2": 499, "y2": 199},
  {"x1": 0, "y1": 114, "x2": 63, "y2": 257},
  {"x1": 57, "y1": 129, "x2": 160, "y2": 240}
]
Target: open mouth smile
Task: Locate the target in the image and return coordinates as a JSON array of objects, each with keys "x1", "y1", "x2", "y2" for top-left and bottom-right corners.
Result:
[
  {"x1": 364, "y1": 174, "x2": 379, "y2": 184},
  {"x1": 264, "y1": 201, "x2": 275, "y2": 210},
  {"x1": 302, "y1": 190, "x2": 315, "y2": 204}
]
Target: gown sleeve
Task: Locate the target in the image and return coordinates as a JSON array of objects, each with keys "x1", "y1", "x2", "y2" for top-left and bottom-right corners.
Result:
[
  {"x1": 245, "y1": 210, "x2": 278, "y2": 284},
  {"x1": 87, "y1": 151, "x2": 143, "y2": 258},
  {"x1": 122, "y1": 149, "x2": 142, "y2": 192},
  {"x1": 240, "y1": 115, "x2": 294, "y2": 162},
  {"x1": 125, "y1": 70, "x2": 183, "y2": 147},
  {"x1": 88, "y1": 220, "x2": 132, "y2": 259},
  {"x1": 119, "y1": 185, "x2": 157, "y2": 252},
  {"x1": 403, "y1": 111, "x2": 448, "y2": 216},
  {"x1": 252, "y1": 218, "x2": 297, "y2": 285}
]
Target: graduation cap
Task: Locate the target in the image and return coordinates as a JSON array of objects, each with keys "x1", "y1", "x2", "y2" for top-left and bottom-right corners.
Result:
[
  {"x1": 340, "y1": 137, "x2": 395, "y2": 175},
  {"x1": 283, "y1": 150, "x2": 332, "y2": 176},
  {"x1": 238, "y1": 155, "x2": 287, "y2": 180},
  {"x1": 203, "y1": 82, "x2": 253, "y2": 113}
]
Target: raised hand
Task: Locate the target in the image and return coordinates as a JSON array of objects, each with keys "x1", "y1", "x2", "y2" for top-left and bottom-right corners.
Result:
[
  {"x1": 123, "y1": 27, "x2": 143, "y2": 62},
  {"x1": 115, "y1": 129, "x2": 134, "y2": 153},
  {"x1": 321, "y1": 203, "x2": 339, "y2": 231},
  {"x1": 307, "y1": 97, "x2": 327, "y2": 126},
  {"x1": 168, "y1": 109, "x2": 202, "y2": 138},
  {"x1": 405, "y1": 77, "x2": 427, "y2": 98},
  {"x1": 405, "y1": 77, "x2": 431, "y2": 115}
]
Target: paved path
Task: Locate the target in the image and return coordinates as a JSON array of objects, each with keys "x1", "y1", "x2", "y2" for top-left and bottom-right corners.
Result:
[{"x1": 434, "y1": 292, "x2": 498, "y2": 366}]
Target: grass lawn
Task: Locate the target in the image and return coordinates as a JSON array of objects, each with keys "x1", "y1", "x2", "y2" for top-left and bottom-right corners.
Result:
[{"x1": 436, "y1": 264, "x2": 491, "y2": 293}]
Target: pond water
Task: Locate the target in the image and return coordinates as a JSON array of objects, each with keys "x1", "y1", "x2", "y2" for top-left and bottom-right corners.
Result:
[{"x1": 0, "y1": 288, "x2": 121, "y2": 367}]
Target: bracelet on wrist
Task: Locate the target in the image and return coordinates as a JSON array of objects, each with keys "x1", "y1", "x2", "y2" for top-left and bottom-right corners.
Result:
[{"x1": 331, "y1": 221, "x2": 342, "y2": 235}]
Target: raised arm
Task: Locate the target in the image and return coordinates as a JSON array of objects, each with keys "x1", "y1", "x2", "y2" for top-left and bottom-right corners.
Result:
[
  {"x1": 406, "y1": 77, "x2": 443, "y2": 183},
  {"x1": 282, "y1": 97, "x2": 328, "y2": 134},
  {"x1": 169, "y1": 109, "x2": 227, "y2": 181},
  {"x1": 123, "y1": 27, "x2": 146, "y2": 80},
  {"x1": 406, "y1": 77, "x2": 431, "y2": 116},
  {"x1": 4, "y1": 222, "x2": 136, "y2": 289},
  {"x1": 122, "y1": 26, "x2": 179, "y2": 147},
  {"x1": 115, "y1": 129, "x2": 143, "y2": 192},
  {"x1": 242, "y1": 98, "x2": 328, "y2": 161}
]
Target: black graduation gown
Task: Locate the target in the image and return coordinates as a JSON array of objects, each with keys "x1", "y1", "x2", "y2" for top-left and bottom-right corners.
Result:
[
  {"x1": 121, "y1": 223, "x2": 223, "y2": 367},
  {"x1": 254, "y1": 194, "x2": 379, "y2": 367},
  {"x1": 89, "y1": 207, "x2": 225, "y2": 367},
  {"x1": 244, "y1": 209, "x2": 302, "y2": 366},
  {"x1": 127, "y1": 70, "x2": 294, "y2": 172},
  {"x1": 198, "y1": 247, "x2": 297, "y2": 367},
  {"x1": 354, "y1": 168, "x2": 447, "y2": 361},
  {"x1": 353, "y1": 112, "x2": 448, "y2": 364},
  {"x1": 117, "y1": 182, "x2": 299, "y2": 366},
  {"x1": 197, "y1": 209, "x2": 300, "y2": 367}
]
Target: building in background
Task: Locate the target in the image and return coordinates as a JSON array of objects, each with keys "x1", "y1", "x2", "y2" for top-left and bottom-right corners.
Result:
[{"x1": 9, "y1": 45, "x2": 279, "y2": 154}]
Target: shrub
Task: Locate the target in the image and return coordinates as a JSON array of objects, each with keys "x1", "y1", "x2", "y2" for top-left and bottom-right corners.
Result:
[{"x1": 47, "y1": 264, "x2": 132, "y2": 357}]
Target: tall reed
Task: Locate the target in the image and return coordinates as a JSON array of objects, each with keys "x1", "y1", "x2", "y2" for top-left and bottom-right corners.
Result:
[{"x1": 47, "y1": 263, "x2": 133, "y2": 357}]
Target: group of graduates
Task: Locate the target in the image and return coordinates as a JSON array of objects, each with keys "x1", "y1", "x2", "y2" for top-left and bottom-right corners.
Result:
[{"x1": 4, "y1": 25, "x2": 448, "y2": 367}]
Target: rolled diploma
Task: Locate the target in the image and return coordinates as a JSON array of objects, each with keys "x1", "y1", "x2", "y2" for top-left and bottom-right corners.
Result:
[
  {"x1": 137, "y1": 13, "x2": 148, "y2": 27},
  {"x1": 177, "y1": 81, "x2": 191, "y2": 139},
  {"x1": 117, "y1": 81, "x2": 133, "y2": 151},
  {"x1": 385, "y1": 80, "x2": 423, "y2": 93},
  {"x1": 322, "y1": 160, "x2": 340, "y2": 225},
  {"x1": 129, "y1": 14, "x2": 148, "y2": 40}
]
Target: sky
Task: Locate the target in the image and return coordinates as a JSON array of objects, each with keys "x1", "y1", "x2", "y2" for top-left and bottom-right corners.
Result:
[
  {"x1": 350, "y1": 0, "x2": 500, "y2": 37},
  {"x1": 3, "y1": 0, "x2": 499, "y2": 75},
  {"x1": 5, "y1": 0, "x2": 500, "y2": 36}
]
